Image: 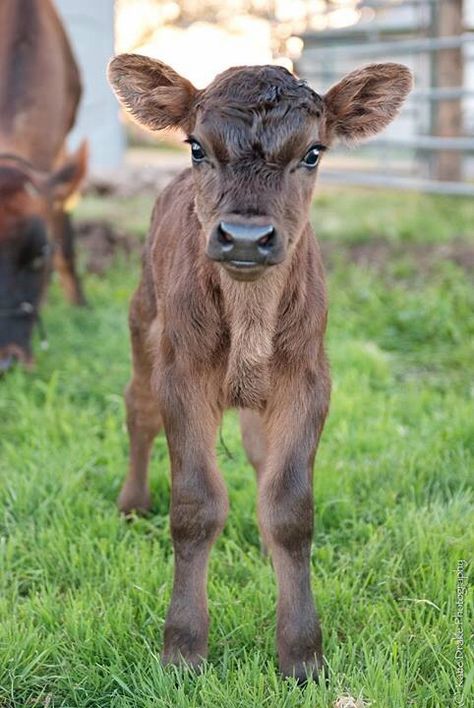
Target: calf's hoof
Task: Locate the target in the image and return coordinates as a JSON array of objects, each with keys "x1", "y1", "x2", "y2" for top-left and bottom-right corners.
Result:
[
  {"x1": 161, "y1": 649, "x2": 205, "y2": 673},
  {"x1": 162, "y1": 619, "x2": 208, "y2": 671},
  {"x1": 279, "y1": 654, "x2": 325, "y2": 685},
  {"x1": 117, "y1": 482, "x2": 152, "y2": 515}
]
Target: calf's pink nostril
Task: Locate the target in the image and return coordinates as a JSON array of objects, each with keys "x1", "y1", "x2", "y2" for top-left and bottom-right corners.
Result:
[
  {"x1": 217, "y1": 224, "x2": 234, "y2": 244},
  {"x1": 258, "y1": 233, "x2": 272, "y2": 247}
]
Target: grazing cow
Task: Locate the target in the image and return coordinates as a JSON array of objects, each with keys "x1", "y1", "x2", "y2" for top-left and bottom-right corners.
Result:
[
  {"x1": 108, "y1": 55, "x2": 412, "y2": 682},
  {"x1": 0, "y1": 0, "x2": 87, "y2": 372}
]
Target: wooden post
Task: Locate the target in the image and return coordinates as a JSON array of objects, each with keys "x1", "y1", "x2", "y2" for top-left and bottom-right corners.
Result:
[{"x1": 434, "y1": 0, "x2": 464, "y2": 182}]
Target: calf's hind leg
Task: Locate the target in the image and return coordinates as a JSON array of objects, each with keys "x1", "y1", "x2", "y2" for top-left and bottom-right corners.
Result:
[
  {"x1": 240, "y1": 409, "x2": 266, "y2": 483},
  {"x1": 240, "y1": 409, "x2": 268, "y2": 553},
  {"x1": 118, "y1": 303, "x2": 162, "y2": 514}
]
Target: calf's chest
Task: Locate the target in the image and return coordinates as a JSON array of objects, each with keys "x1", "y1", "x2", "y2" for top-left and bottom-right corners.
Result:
[{"x1": 221, "y1": 285, "x2": 280, "y2": 410}]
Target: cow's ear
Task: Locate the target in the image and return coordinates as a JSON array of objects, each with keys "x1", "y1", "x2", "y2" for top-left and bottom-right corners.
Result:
[
  {"x1": 108, "y1": 53, "x2": 198, "y2": 132},
  {"x1": 322, "y1": 63, "x2": 413, "y2": 144},
  {"x1": 48, "y1": 141, "x2": 88, "y2": 205}
]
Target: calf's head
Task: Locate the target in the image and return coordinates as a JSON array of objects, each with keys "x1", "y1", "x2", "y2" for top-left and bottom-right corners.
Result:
[
  {"x1": 109, "y1": 56, "x2": 412, "y2": 281},
  {"x1": 0, "y1": 144, "x2": 87, "y2": 373}
]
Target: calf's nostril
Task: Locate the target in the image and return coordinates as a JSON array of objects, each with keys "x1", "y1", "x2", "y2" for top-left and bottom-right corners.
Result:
[
  {"x1": 217, "y1": 223, "x2": 234, "y2": 245},
  {"x1": 258, "y1": 228, "x2": 275, "y2": 248}
]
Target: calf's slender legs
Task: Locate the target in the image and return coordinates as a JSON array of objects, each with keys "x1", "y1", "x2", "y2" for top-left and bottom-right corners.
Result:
[
  {"x1": 119, "y1": 375, "x2": 162, "y2": 513},
  {"x1": 118, "y1": 303, "x2": 162, "y2": 514},
  {"x1": 258, "y1": 368, "x2": 330, "y2": 682},
  {"x1": 159, "y1": 375, "x2": 228, "y2": 666},
  {"x1": 240, "y1": 409, "x2": 269, "y2": 553},
  {"x1": 240, "y1": 409, "x2": 266, "y2": 483},
  {"x1": 120, "y1": 316, "x2": 329, "y2": 679}
]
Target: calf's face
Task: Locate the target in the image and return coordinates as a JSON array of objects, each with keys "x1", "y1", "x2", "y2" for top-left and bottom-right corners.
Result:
[
  {"x1": 0, "y1": 146, "x2": 87, "y2": 373},
  {"x1": 109, "y1": 57, "x2": 412, "y2": 281}
]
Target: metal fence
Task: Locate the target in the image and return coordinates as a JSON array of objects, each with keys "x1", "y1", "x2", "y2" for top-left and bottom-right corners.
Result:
[{"x1": 296, "y1": 0, "x2": 474, "y2": 195}]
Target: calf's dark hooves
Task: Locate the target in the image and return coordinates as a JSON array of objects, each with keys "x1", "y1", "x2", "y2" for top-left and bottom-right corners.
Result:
[
  {"x1": 280, "y1": 656, "x2": 329, "y2": 686},
  {"x1": 117, "y1": 485, "x2": 152, "y2": 516},
  {"x1": 162, "y1": 619, "x2": 208, "y2": 671},
  {"x1": 161, "y1": 652, "x2": 205, "y2": 674},
  {"x1": 162, "y1": 638, "x2": 207, "y2": 673}
]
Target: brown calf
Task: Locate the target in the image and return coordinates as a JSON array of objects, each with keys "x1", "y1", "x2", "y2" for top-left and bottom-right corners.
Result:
[
  {"x1": 108, "y1": 56, "x2": 412, "y2": 682},
  {"x1": 0, "y1": 0, "x2": 87, "y2": 372}
]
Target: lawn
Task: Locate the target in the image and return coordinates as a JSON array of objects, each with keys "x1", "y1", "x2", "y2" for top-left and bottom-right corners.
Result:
[{"x1": 0, "y1": 187, "x2": 473, "y2": 707}]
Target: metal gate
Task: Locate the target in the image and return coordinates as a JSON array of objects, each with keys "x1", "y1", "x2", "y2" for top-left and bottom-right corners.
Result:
[{"x1": 297, "y1": 0, "x2": 474, "y2": 195}]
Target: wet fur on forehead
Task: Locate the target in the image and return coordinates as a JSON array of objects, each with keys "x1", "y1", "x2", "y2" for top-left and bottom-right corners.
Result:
[
  {"x1": 195, "y1": 65, "x2": 323, "y2": 160},
  {"x1": 199, "y1": 65, "x2": 322, "y2": 114}
]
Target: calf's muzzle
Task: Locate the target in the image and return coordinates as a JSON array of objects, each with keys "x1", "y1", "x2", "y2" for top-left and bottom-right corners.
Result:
[{"x1": 207, "y1": 219, "x2": 285, "y2": 273}]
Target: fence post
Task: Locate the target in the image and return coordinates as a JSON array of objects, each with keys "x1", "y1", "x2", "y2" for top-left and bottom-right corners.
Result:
[{"x1": 434, "y1": 0, "x2": 464, "y2": 181}]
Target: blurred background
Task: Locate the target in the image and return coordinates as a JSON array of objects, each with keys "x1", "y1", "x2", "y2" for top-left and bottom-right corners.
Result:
[{"x1": 56, "y1": 0, "x2": 474, "y2": 196}]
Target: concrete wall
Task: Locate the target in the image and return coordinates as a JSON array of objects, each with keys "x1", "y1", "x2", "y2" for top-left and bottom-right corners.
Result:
[{"x1": 55, "y1": 0, "x2": 125, "y2": 172}]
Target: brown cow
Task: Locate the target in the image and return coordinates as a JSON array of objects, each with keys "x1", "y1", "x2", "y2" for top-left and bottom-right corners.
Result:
[
  {"x1": 0, "y1": 0, "x2": 87, "y2": 372},
  {"x1": 108, "y1": 56, "x2": 412, "y2": 682}
]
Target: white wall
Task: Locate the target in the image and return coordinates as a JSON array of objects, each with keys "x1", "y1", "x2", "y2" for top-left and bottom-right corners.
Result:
[{"x1": 55, "y1": 0, "x2": 125, "y2": 171}]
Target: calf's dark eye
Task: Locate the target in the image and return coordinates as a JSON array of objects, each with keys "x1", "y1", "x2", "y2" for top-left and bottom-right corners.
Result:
[
  {"x1": 190, "y1": 141, "x2": 206, "y2": 163},
  {"x1": 302, "y1": 147, "x2": 321, "y2": 168}
]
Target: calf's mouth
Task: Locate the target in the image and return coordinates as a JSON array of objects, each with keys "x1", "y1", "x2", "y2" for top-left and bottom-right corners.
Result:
[{"x1": 221, "y1": 259, "x2": 268, "y2": 282}]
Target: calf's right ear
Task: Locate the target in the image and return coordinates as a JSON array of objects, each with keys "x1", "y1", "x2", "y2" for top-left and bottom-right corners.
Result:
[
  {"x1": 322, "y1": 63, "x2": 413, "y2": 145},
  {"x1": 107, "y1": 54, "x2": 198, "y2": 132}
]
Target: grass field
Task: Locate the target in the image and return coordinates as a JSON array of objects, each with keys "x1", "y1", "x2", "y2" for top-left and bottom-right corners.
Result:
[{"x1": 0, "y1": 187, "x2": 473, "y2": 707}]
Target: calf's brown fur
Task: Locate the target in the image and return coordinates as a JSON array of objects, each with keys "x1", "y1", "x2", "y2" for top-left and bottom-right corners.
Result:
[{"x1": 108, "y1": 57, "x2": 412, "y2": 681}]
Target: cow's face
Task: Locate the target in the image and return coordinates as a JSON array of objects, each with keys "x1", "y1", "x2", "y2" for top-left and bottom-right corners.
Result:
[
  {"x1": 185, "y1": 67, "x2": 325, "y2": 282},
  {"x1": 109, "y1": 57, "x2": 412, "y2": 281},
  {"x1": 0, "y1": 146, "x2": 87, "y2": 373}
]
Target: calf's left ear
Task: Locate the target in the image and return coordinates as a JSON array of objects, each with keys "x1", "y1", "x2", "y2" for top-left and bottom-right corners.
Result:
[
  {"x1": 108, "y1": 53, "x2": 198, "y2": 132},
  {"x1": 322, "y1": 63, "x2": 413, "y2": 144},
  {"x1": 48, "y1": 141, "x2": 88, "y2": 206}
]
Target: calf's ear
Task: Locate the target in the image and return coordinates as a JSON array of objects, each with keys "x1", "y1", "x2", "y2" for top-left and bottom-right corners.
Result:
[
  {"x1": 108, "y1": 54, "x2": 198, "y2": 132},
  {"x1": 322, "y1": 63, "x2": 413, "y2": 144},
  {"x1": 48, "y1": 141, "x2": 88, "y2": 206}
]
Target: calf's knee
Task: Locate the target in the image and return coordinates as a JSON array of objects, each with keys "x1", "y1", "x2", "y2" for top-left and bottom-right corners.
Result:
[
  {"x1": 170, "y1": 472, "x2": 228, "y2": 553},
  {"x1": 259, "y1": 473, "x2": 313, "y2": 553}
]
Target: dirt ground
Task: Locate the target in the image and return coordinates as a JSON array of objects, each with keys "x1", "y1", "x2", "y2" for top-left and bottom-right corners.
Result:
[{"x1": 321, "y1": 237, "x2": 474, "y2": 273}]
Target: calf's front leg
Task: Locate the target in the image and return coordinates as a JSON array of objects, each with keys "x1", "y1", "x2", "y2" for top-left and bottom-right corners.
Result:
[
  {"x1": 259, "y1": 366, "x2": 330, "y2": 683},
  {"x1": 159, "y1": 374, "x2": 228, "y2": 668},
  {"x1": 51, "y1": 209, "x2": 87, "y2": 306}
]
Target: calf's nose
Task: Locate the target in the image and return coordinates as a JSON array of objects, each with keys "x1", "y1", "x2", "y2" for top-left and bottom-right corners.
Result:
[
  {"x1": 208, "y1": 221, "x2": 277, "y2": 265},
  {"x1": 219, "y1": 221, "x2": 275, "y2": 248}
]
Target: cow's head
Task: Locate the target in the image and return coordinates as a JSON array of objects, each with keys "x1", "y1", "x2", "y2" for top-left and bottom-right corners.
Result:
[
  {"x1": 0, "y1": 143, "x2": 87, "y2": 373},
  {"x1": 109, "y1": 56, "x2": 412, "y2": 281}
]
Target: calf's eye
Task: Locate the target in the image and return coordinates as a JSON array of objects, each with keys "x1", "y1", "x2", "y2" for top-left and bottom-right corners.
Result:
[
  {"x1": 190, "y1": 141, "x2": 206, "y2": 163},
  {"x1": 30, "y1": 256, "x2": 44, "y2": 270},
  {"x1": 302, "y1": 147, "x2": 321, "y2": 168}
]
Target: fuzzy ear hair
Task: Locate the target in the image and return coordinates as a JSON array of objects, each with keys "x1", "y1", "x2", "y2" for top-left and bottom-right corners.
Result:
[
  {"x1": 108, "y1": 53, "x2": 198, "y2": 132},
  {"x1": 322, "y1": 63, "x2": 413, "y2": 145}
]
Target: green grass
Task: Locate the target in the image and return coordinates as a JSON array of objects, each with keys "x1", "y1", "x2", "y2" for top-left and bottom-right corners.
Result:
[
  {"x1": 312, "y1": 187, "x2": 474, "y2": 245},
  {"x1": 1, "y1": 187, "x2": 473, "y2": 707}
]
